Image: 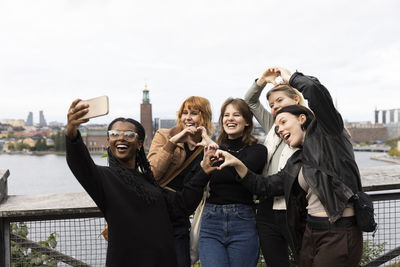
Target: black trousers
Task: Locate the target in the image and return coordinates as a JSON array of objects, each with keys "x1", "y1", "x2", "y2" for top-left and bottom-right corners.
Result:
[
  {"x1": 256, "y1": 200, "x2": 291, "y2": 267},
  {"x1": 171, "y1": 217, "x2": 191, "y2": 267}
]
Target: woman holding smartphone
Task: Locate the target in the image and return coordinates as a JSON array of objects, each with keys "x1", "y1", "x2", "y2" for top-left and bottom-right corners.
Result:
[
  {"x1": 244, "y1": 68, "x2": 305, "y2": 266},
  {"x1": 148, "y1": 96, "x2": 216, "y2": 267},
  {"x1": 198, "y1": 98, "x2": 267, "y2": 267},
  {"x1": 65, "y1": 99, "x2": 218, "y2": 267},
  {"x1": 217, "y1": 69, "x2": 363, "y2": 267}
]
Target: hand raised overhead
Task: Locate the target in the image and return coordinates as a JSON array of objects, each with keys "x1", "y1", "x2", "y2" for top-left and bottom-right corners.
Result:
[
  {"x1": 274, "y1": 67, "x2": 292, "y2": 84},
  {"x1": 66, "y1": 99, "x2": 90, "y2": 140},
  {"x1": 257, "y1": 67, "x2": 280, "y2": 87}
]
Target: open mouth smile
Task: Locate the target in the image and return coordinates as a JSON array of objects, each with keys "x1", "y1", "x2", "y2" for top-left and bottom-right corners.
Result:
[
  {"x1": 116, "y1": 144, "x2": 128, "y2": 152},
  {"x1": 226, "y1": 123, "x2": 237, "y2": 129}
]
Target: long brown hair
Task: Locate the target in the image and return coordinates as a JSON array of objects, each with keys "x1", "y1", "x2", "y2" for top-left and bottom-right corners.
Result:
[
  {"x1": 176, "y1": 96, "x2": 214, "y2": 135},
  {"x1": 216, "y1": 98, "x2": 257, "y2": 146}
]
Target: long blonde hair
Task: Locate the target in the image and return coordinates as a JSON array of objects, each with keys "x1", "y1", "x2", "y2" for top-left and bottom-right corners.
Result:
[{"x1": 266, "y1": 84, "x2": 306, "y2": 106}]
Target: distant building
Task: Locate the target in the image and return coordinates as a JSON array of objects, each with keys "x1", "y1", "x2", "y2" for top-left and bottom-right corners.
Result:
[
  {"x1": 39, "y1": 110, "x2": 47, "y2": 127},
  {"x1": 80, "y1": 127, "x2": 108, "y2": 153},
  {"x1": 345, "y1": 122, "x2": 396, "y2": 143},
  {"x1": 154, "y1": 118, "x2": 176, "y2": 131},
  {"x1": 48, "y1": 121, "x2": 64, "y2": 127},
  {"x1": 140, "y1": 85, "x2": 153, "y2": 151},
  {"x1": 26, "y1": 112, "x2": 33, "y2": 126},
  {"x1": 375, "y1": 108, "x2": 400, "y2": 124},
  {"x1": 5, "y1": 120, "x2": 25, "y2": 128}
]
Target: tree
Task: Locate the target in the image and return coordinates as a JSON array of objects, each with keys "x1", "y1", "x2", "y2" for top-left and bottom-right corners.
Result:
[
  {"x1": 34, "y1": 138, "x2": 47, "y2": 151},
  {"x1": 16, "y1": 142, "x2": 30, "y2": 151}
]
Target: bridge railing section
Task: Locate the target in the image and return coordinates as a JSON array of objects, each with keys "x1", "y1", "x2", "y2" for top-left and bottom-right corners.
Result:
[{"x1": 1, "y1": 168, "x2": 400, "y2": 267}]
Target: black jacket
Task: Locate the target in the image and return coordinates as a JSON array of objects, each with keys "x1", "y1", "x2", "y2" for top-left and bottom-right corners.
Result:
[{"x1": 240, "y1": 72, "x2": 363, "y2": 256}]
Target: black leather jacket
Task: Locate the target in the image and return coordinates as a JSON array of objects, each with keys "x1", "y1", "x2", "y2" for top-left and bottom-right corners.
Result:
[{"x1": 240, "y1": 72, "x2": 363, "y2": 256}]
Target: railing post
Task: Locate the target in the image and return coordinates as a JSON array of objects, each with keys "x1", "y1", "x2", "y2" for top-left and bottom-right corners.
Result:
[
  {"x1": 0, "y1": 169, "x2": 11, "y2": 267},
  {"x1": 0, "y1": 218, "x2": 11, "y2": 267}
]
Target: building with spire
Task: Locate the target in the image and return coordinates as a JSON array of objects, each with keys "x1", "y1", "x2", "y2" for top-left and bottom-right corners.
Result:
[{"x1": 140, "y1": 84, "x2": 153, "y2": 151}]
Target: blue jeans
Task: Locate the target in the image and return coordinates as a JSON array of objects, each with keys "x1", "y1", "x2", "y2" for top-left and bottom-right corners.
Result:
[{"x1": 199, "y1": 203, "x2": 259, "y2": 267}]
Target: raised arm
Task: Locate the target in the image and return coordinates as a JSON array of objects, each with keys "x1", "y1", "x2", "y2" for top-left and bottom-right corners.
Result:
[
  {"x1": 217, "y1": 149, "x2": 302, "y2": 200},
  {"x1": 244, "y1": 68, "x2": 280, "y2": 132},
  {"x1": 278, "y1": 68, "x2": 344, "y2": 135},
  {"x1": 65, "y1": 99, "x2": 105, "y2": 210}
]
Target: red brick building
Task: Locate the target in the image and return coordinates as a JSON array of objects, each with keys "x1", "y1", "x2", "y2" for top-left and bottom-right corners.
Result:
[{"x1": 140, "y1": 85, "x2": 153, "y2": 152}]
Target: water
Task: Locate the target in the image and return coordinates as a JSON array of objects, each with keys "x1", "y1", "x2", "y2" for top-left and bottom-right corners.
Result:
[
  {"x1": 0, "y1": 151, "x2": 396, "y2": 195},
  {"x1": 0, "y1": 153, "x2": 108, "y2": 195}
]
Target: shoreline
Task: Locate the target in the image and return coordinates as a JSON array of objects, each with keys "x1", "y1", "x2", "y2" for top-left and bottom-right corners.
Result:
[
  {"x1": 1, "y1": 151, "x2": 399, "y2": 164},
  {"x1": 371, "y1": 153, "x2": 400, "y2": 165}
]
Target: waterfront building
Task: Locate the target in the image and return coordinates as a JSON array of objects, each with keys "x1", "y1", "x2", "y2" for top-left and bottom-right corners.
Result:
[
  {"x1": 345, "y1": 122, "x2": 399, "y2": 143},
  {"x1": 140, "y1": 84, "x2": 153, "y2": 152},
  {"x1": 80, "y1": 127, "x2": 108, "y2": 153}
]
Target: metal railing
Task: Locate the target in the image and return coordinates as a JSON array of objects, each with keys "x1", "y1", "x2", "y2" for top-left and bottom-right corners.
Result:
[{"x1": 1, "y1": 168, "x2": 400, "y2": 267}]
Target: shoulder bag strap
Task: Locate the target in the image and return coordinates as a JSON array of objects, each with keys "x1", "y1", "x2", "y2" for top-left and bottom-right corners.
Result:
[{"x1": 161, "y1": 146, "x2": 203, "y2": 188}]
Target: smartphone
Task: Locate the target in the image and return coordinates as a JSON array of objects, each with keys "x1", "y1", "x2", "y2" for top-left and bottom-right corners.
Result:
[{"x1": 78, "y1": 96, "x2": 109, "y2": 120}]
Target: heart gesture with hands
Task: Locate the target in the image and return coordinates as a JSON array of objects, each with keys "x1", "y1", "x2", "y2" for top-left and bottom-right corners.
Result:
[
  {"x1": 200, "y1": 146, "x2": 223, "y2": 174},
  {"x1": 195, "y1": 126, "x2": 219, "y2": 149},
  {"x1": 213, "y1": 149, "x2": 249, "y2": 178},
  {"x1": 256, "y1": 67, "x2": 293, "y2": 87},
  {"x1": 170, "y1": 126, "x2": 218, "y2": 149},
  {"x1": 169, "y1": 126, "x2": 200, "y2": 146}
]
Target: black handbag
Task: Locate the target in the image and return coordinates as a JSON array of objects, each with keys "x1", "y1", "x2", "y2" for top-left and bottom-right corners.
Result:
[{"x1": 352, "y1": 191, "x2": 377, "y2": 233}]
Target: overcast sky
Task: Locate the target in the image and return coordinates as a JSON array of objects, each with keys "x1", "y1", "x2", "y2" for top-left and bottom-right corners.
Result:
[{"x1": 1, "y1": 0, "x2": 399, "y2": 126}]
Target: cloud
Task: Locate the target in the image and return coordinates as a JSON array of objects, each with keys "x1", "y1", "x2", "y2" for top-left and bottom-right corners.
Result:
[{"x1": 1, "y1": 0, "x2": 399, "y2": 124}]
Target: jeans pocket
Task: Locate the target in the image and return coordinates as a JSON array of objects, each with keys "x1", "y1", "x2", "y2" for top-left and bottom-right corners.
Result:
[{"x1": 202, "y1": 207, "x2": 215, "y2": 220}]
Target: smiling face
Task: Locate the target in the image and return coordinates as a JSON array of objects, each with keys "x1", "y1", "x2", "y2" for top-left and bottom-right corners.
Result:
[
  {"x1": 180, "y1": 105, "x2": 201, "y2": 129},
  {"x1": 268, "y1": 91, "x2": 300, "y2": 116},
  {"x1": 222, "y1": 104, "x2": 249, "y2": 139},
  {"x1": 107, "y1": 121, "x2": 142, "y2": 168},
  {"x1": 275, "y1": 112, "x2": 306, "y2": 148}
]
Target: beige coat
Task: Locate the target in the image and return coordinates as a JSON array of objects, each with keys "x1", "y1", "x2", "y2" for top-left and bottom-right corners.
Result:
[{"x1": 147, "y1": 126, "x2": 187, "y2": 187}]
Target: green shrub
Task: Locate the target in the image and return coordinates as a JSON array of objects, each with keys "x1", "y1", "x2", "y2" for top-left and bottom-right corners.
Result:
[
  {"x1": 388, "y1": 148, "x2": 400, "y2": 157},
  {"x1": 361, "y1": 240, "x2": 385, "y2": 265},
  {"x1": 10, "y1": 222, "x2": 59, "y2": 267}
]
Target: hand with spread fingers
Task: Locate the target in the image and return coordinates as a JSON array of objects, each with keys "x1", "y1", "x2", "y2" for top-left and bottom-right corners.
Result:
[
  {"x1": 169, "y1": 126, "x2": 201, "y2": 146},
  {"x1": 195, "y1": 126, "x2": 219, "y2": 149},
  {"x1": 215, "y1": 149, "x2": 248, "y2": 178},
  {"x1": 275, "y1": 67, "x2": 292, "y2": 84},
  {"x1": 66, "y1": 99, "x2": 90, "y2": 140},
  {"x1": 200, "y1": 146, "x2": 222, "y2": 175},
  {"x1": 257, "y1": 67, "x2": 280, "y2": 87}
]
